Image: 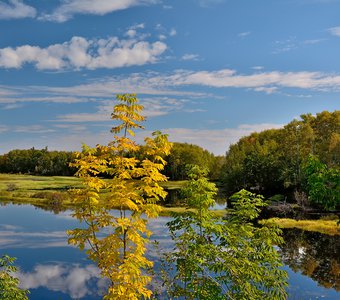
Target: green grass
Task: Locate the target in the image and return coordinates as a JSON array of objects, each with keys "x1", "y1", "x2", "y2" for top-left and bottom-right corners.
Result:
[
  {"x1": 0, "y1": 173, "x2": 186, "y2": 209},
  {"x1": 0, "y1": 174, "x2": 226, "y2": 216},
  {"x1": 260, "y1": 217, "x2": 340, "y2": 236},
  {"x1": 0, "y1": 173, "x2": 82, "y2": 208},
  {"x1": 0, "y1": 173, "x2": 82, "y2": 190},
  {"x1": 160, "y1": 180, "x2": 186, "y2": 190},
  {"x1": 159, "y1": 206, "x2": 227, "y2": 217}
]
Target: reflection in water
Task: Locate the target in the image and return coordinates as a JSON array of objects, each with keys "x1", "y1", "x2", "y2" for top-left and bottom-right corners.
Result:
[
  {"x1": 280, "y1": 228, "x2": 340, "y2": 291},
  {"x1": 18, "y1": 263, "x2": 108, "y2": 299},
  {"x1": 0, "y1": 204, "x2": 339, "y2": 299},
  {"x1": 0, "y1": 224, "x2": 68, "y2": 249}
]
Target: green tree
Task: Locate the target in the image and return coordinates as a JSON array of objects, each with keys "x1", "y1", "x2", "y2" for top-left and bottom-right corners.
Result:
[
  {"x1": 162, "y1": 167, "x2": 287, "y2": 299},
  {"x1": 68, "y1": 94, "x2": 172, "y2": 299},
  {"x1": 220, "y1": 110, "x2": 339, "y2": 207},
  {"x1": 164, "y1": 143, "x2": 217, "y2": 180},
  {"x1": 0, "y1": 255, "x2": 29, "y2": 300},
  {"x1": 303, "y1": 155, "x2": 340, "y2": 210}
]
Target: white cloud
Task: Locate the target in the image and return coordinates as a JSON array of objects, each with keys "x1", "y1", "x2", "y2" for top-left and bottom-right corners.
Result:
[
  {"x1": 197, "y1": 0, "x2": 225, "y2": 7},
  {"x1": 125, "y1": 23, "x2": 145, "y2": 38},
  {"x1": 303, "y1": 39, "x2": 324, "y2": 45},
  {"x1": 238, "y1": 31, "x2": 251, "y2": 38},
  {"x1": 55, "y1": 97, "x2": 186, "y2": 122},
  {"x1": 0, "y1": 96, "x2": 91, "y2": 104},
  {"x1": 0, "y1": 36, "x2": 167, "y2": 70},
  {"x1": 253, "y1": 86, "x2": 278, "y2": 94},
  {"x1": 1, "y1": 103, "x2": 23, "y2": 110},
  {"x1": 252, "y1": 66, "x2": 264, "y2": 70},
  {"x1": 40, "y1": 74, "x2": 206, "y2": 98},
  {"x1": 0, "y1": 125, "x2": 9, "y2": 133},
  {"x1": 165, "y1": 69, "x2": 340, "y2": 91},
  {"x1": 181, "y1": 54, "x2": 200, "y2": 61},
  {"x1": 0, "y1": 0, "x2": 36, "y2": 20},
  {"x1": 328, "y1": 26, "x2": 340, "y2": 36},
  {"x1": 14, "y1": 125, "x2": 56, "y2": 134},
  {"x1": 273, "y1": 37, "x2": 298, "y2": 53},
  {"x1": 39, "y1": 0, "x2": 157, "y2": 22},
  {"x1": 3, "y1": 68, "x2": 340, "y2": 108},
  {"x1": 169, "y1": 28, "x2": 177, "y2": 36}
]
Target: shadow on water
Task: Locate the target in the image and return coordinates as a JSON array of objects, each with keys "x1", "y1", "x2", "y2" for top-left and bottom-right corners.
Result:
[{"x1": 280, "y1": 228, "x2": 340, "y2": 291}]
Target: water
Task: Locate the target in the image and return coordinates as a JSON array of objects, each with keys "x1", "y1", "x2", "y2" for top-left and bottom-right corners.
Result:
[{"x1": 0, "y1": 203, "x2": 339, "y2": 299}]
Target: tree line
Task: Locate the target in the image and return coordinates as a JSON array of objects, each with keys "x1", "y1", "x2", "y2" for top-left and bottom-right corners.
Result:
[
  {"x1": 0, "y1": 143, "x2": 223, "y2": 180},
  {"x1": 220, "y1": 110, "x2": 339, "y2": 210},
  {"x1": 0, "y1": 147, "x2": 76, "y2": 176}
]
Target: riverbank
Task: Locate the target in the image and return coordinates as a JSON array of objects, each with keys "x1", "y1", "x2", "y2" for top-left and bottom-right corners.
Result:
[
  {"x1": 0, "y1": 173, "x2": 227, "y2": 216},
  {"x1": 1, "y1": 174, "x2": 338, "y2": 230}
]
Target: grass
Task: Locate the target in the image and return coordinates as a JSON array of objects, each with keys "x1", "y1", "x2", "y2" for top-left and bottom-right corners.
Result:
[
  {"x1": 0, "y1": 173, "x2": 83, "y2": 208},
  {"x1": 160, "y1": 180, "x2": 187, "y2": 190},
  {"x1": 159, "y1": 206, "x2": 227, "y2": 217},
  {"x1": 260, "y1": 217, "x2": 340, "y2": 236},
  {"x1": 0, "y1": 173, "x2": 227, "y2": 216},
  {"x1": 0, "y1": 173, "x2": 82, "y2": 191},
  {"x1": 0, "y1": 174, "x2": 190, "y2": 211}
]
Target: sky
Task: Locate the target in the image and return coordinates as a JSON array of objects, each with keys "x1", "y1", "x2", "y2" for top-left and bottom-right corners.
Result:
[{"x1": 0, "y1": 0, "x2": 339, "y2": 156}]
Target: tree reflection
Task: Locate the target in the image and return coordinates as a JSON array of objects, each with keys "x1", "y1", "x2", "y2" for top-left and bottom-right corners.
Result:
[{"x1": 279, "y1": 228, "x2": 340, "y2": 291}]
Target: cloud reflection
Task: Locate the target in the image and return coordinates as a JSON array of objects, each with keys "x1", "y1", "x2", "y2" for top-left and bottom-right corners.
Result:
[
  {"x1": 18, "y1": 263, "x2": 108, "y2": 299},
  {"x1": 0, "y1": 229, "x2": 68, "y2": 249}
]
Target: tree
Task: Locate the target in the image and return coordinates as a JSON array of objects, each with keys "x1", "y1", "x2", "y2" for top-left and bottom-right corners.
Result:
[
  {"x1": 220, "y1": 110, "x2": 339, "y2": 208},
  {"x1": 162, "y1": 166, "x2": 288, "y2": 299},
  {"x1": 68, "y1": 94, "x2": 172, "y2": 299},
  {"x1": 162, "y1": 165, "x2": 220, "y2": 299},
  {"x1": 164, "y1": 143, "x2": 217, "y2": 180},
  {"x1": 303, "y1": 155, "x2": 340, "y2": 210},
  {"x1": 0, "y1": 255, "x2": 29, "y2": 300}
]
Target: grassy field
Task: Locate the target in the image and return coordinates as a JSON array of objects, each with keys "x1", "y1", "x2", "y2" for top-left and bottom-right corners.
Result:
[
  {"x1": 260, "y1": 217, "x2": 340, "y2": 236},
  {"x1": 0, "y1": 174, "x2": 189, "y2": 212},
  {"x1": 0, "y1": 173, "x2": 229, "y2": 216},
  {"x1": 0, "y1": 173, "x2": 185, "y2": 194}
]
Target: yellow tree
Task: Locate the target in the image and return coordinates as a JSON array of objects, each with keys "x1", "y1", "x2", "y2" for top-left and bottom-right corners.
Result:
[{"x1": 68, "y1": 94, "x2": 172, "y2": 299}]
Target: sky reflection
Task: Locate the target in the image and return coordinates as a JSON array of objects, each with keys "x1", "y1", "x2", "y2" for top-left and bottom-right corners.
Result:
[
  {"x1": 17, "y1": 263, "x2": 108, "y2": 299},
  {"x1": 0, "y1": 203, "x2": 339, "y2": 299}
]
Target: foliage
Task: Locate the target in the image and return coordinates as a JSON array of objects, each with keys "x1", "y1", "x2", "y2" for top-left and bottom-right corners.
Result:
[
  {"x1": 0, "y1": 147, "x2": 76, "y2": 176},
  {"x1": 161, "y1": 167, "x2": 288, "y2": 299},
  {"x1": 303, "y1": 155, "x2": 340, "y2": 210},
  {"x1": 221, "y1": 110, "x2": 340, "y2": 206},
  {"x1": 163, "y1": 142, "x2": 222, "y2": 180},
  {"x1": 0, "y1": 142, "x2": 222, "y2": 182},
  {"x1": 68, "y1": 94, "x2": 172, "y2": 299},
  {"x1": 0, "y1": 255, "x2": 29, "y2": 300}
]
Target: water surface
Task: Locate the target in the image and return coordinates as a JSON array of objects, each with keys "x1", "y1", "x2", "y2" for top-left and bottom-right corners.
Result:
[{"x1": 0, "y1": 203, "x2": 339, "y2": 299}]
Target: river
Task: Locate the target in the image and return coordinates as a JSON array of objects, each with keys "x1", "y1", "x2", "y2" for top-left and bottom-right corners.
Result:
[{"x1": 0, "y1": 203, "x2": 339, "y2": 299}]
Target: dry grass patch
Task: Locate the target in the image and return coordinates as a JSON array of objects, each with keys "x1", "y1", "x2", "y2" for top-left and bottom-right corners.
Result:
[{"x1": 260, "y1": 218, "x2": 340, "y2": 236}]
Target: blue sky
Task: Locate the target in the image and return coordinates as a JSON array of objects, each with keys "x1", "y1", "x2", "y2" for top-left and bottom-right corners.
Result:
[{"x1": 0, "y1": 0, "x2": 339, "y2": 155}]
